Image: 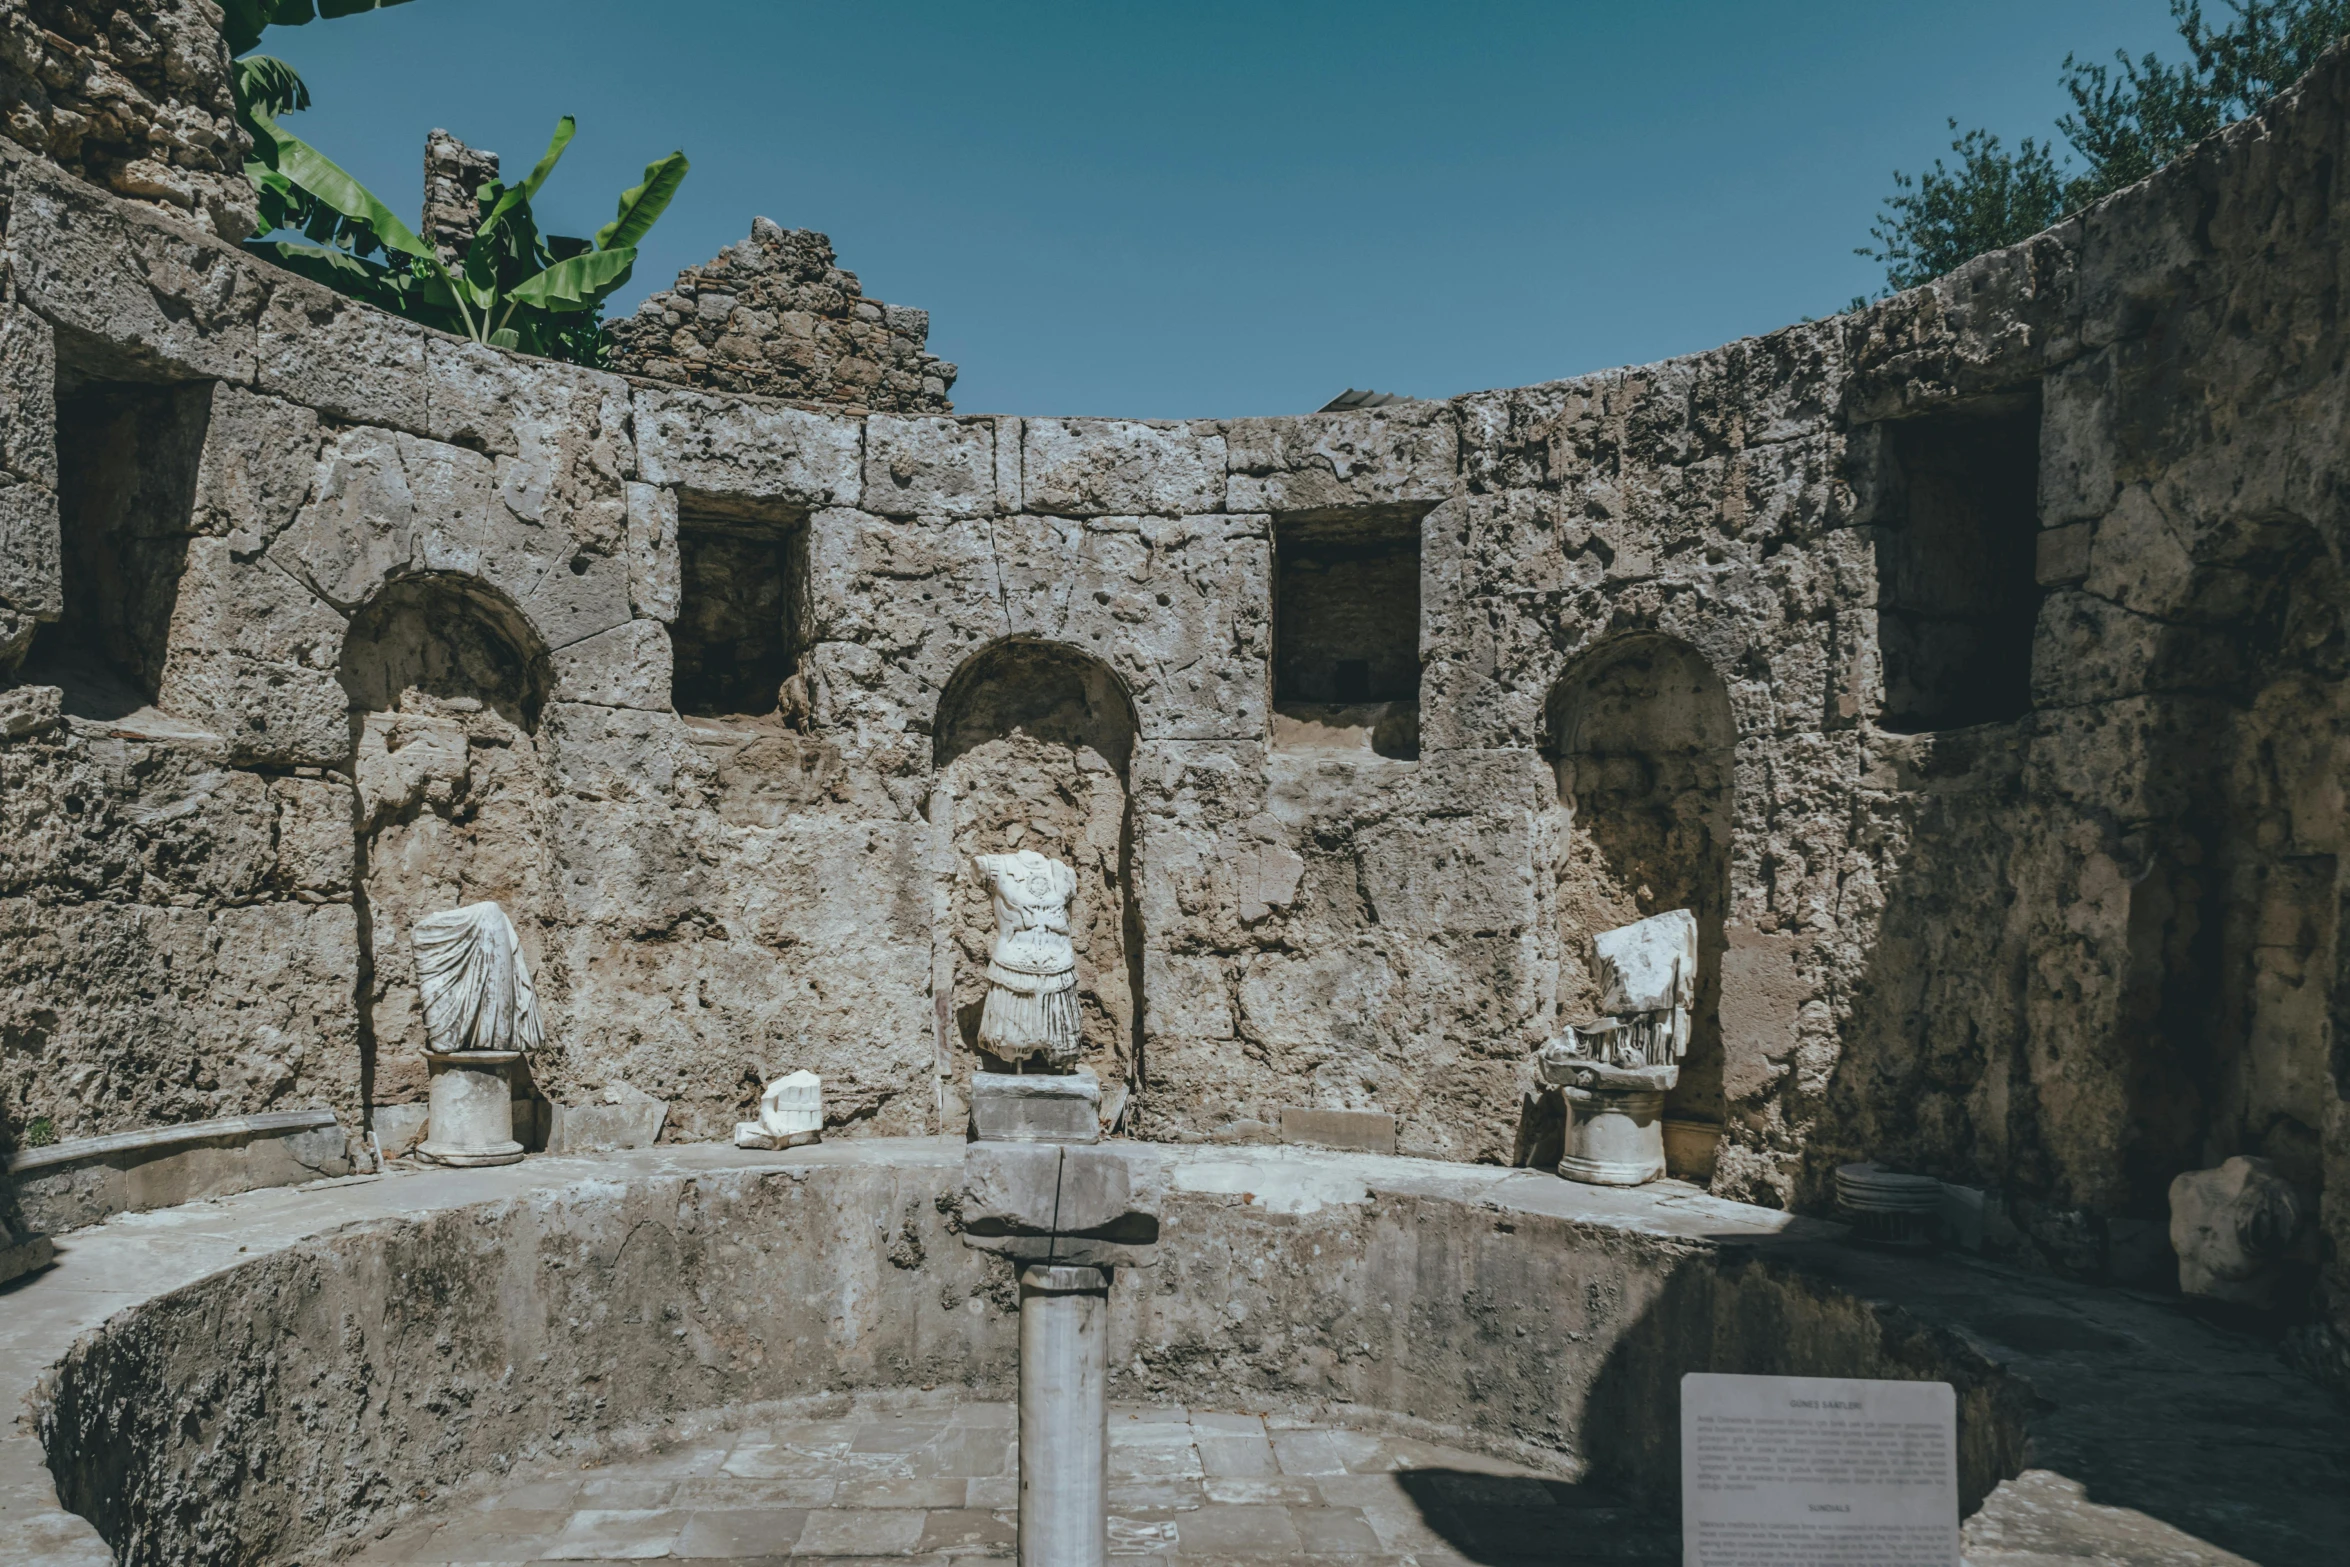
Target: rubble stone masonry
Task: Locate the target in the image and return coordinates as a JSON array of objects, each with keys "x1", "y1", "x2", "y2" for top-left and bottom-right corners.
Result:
[{"x1": 603, "y1": 216, "x2": 956, "y2": 413}]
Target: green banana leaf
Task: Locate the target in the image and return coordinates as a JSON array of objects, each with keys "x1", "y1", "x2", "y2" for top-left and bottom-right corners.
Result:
[
  {"x1": 232, "y1": 55, "x2": 309, "y2": 118},
  {"x1": 506, "y1": 246, "x2": 638, "y2": 312},
  {"x1": 222, "y1": 0, "x2": 412, "y2": 56},
  {"x1": 249, "y1": 238, "x2": 458, "y2": 317},
  {"x1": 593, "y1": 151, "x2": 690, "y2": 253},
  {"x1": 475, "y1": 116, "x2": 576, "y2": 237},
  {"x1": 260, "y1": 122, "x2": 440, "y2": 265}
]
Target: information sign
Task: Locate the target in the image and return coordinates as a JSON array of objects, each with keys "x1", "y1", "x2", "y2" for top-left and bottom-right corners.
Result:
[{"x1": 1681, "y1": 1372, "x2": 1958, "y2": 1566}]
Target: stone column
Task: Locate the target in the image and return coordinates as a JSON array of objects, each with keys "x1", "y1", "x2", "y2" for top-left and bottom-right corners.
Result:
[
  {"x1": 417, "y1": 1050, "x2": 524, "y2": 1166},
  {"x1": 1017, "y1": 1261, "x2": 1110, "y2": 1567}
]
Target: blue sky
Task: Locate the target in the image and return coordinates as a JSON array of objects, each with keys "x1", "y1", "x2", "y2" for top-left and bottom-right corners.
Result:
[{"x1": 260, "y1": 1, "x2": 2180, "y2": 417}]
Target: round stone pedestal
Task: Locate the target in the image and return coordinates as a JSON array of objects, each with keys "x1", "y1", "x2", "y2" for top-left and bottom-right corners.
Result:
[
  {"x1": 1559, "y1": 1086, "x2": 1667, "y2": 1187},
  {"x1": 416, "y1": 1051, "x2": 524, "y2": 1167},
  {"x1": 1018, "y1": 1262, "x2": 1109, "y2": 1567}
]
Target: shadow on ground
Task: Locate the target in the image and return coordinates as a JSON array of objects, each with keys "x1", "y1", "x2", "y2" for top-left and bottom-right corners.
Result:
[{"x1": 1396, "y1": 1469, "x2": 1676, "y2": 1564}]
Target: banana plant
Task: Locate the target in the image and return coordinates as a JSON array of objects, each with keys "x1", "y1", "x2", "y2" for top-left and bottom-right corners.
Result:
[
  {"x1": 220, "y1": 0, "x2": 414, "y2": 60},
  {"x1": 235, "y1": 67, "x2": 688, "y2": 365}
]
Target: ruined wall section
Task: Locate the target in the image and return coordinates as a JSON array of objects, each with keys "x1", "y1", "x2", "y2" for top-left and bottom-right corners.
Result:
[
  {"x1": 606, "y1": 218, "x2": 956, "y2": 414},
  {"x1": 0, "y1": 0, "x2": 253, "y2": 243}
]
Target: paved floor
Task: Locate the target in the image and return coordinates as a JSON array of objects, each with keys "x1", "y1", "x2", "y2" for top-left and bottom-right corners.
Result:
[{"x1": 349, "y1": 1394, "x2": 1677, "y2": 1564}]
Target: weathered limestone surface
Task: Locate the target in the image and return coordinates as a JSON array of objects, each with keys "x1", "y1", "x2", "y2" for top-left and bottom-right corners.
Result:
[{"x1": 2, "y1": 1, "x2": 2350, "y2": 1379}]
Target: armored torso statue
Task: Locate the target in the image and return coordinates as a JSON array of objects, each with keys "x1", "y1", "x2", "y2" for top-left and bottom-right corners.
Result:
[{"x1": 974, "y1": 849, "x2": 1081, "y2": 1068}]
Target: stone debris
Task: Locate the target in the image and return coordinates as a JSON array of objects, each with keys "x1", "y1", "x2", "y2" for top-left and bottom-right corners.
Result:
[
  {"x1": 604, "y1": 216, "x2": 956, "y2": 411},
  {"x1": 735, "y1": 1068, "x2": 822, "y2": 1148}
]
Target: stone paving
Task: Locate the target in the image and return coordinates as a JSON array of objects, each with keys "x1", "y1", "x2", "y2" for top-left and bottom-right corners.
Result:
[{"x1": 349, "y1": 1395, "x2": 1676, "y2": 1564}]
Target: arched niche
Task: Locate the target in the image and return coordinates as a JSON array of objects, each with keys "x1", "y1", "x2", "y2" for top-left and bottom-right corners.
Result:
[
  {"x1": 338, "y1": 573, "x2": 555, "y2": 1126},
  {"x1": 933, "y1": 639, "x2": 1143, "y2": 1115},
  {"x1": 1543, "y1": 634, "x2": 1735, "y2": 1157}
]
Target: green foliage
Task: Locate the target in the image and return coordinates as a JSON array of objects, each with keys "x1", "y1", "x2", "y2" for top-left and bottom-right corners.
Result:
[
  {"x1": 1856, "y1": 124, "x2": 2069, "y2": 296},
  {"x1": 233, "y1": 63, "x2": 689, "y2": 365},
  {"x1": 221, "y1": 0, "x2": 414, "y2": 57},
  {"x1": 23, "y1": 1115, "x2": 55, "y2": 1149},
  {"x1": 1859, "y1": 0, "x2": 2350, "y2": 298},
  {"x1": 2059, "y1": 0, "x2": 2350, "y2": 201}
]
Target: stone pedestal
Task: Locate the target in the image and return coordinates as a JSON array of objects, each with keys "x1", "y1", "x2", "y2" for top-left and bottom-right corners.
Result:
[
  {"x1": 1561, "y1": 1085, "x2": 1667, "y2": 1186},
  {"x1": 1540, "y1": 1060, "x2": 1677, "y2": 1188},
  {"x1": 416, "y1": 1051, "x2": 523, "y2": 1167},
  {"x1": 1018, "y1": 1262, "x2": 1110, "y2": 1567}
]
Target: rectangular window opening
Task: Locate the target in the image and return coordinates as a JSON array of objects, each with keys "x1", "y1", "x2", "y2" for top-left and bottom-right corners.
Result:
[
  {"x1": 1874, "y1": 389, "x2": 2042, "y2": 734},
  {"x1": 1271, "y1": 505, "x2": 1425, "y2": 759},
  {"x1": 20, "y1": 377, "x2": 208, "y2": 720},
  {"x1": 670, "y1": 507, "x2": 805, "y2": 721}
]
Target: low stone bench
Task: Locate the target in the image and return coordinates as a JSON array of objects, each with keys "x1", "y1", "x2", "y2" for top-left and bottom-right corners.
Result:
[{"x1": 5, "y1": 1109, "x2": 351, "y2": 1234}]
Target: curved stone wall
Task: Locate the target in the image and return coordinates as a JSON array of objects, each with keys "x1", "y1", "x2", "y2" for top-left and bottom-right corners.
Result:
[{"x1": 27, "y1": 1144, "x2": 2022, "y2": 1566}]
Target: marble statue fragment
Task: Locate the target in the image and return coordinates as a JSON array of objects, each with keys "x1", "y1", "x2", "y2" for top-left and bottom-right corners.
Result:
[
  {"x1": 736, "y1": 1070, "x2": 823, "y2": 1150},
  {"x1": 411, "y1": 901, "x2": 537, "y2": 1168},
  {"x1": 1537, "y1": 908, "x2": 1698, "y2": 1186},
  {"x1": 973, "y1": 850, "x2": 1081, "y2": 1069},
  {"x1": 414, "y1": 901, "x2": 544, "y2": 1055},
  {"x1": 2169, "y1": 1155, "x2": 2314, "y2": 1308}
]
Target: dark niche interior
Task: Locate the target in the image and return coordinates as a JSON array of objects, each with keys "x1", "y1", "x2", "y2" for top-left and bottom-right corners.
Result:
[
  {"x1": 18, "y1": 378, "x2": 209, "y2": 719},
  {"x1": 1271, "y1": 506, "x2": 1425, "y2": 759},
  {"x1": 1874, "y1": 391, "x2": 2043, "y2": 733},
  {"x1": 671, "y1": 508, "x2": 803, "y2": 720}
]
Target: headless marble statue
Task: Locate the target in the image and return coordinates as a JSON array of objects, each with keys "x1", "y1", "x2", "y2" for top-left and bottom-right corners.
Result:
[
  {"x1": 414, "y1": 901, "x2": 544, "y2": 1055},
  {"x1": 974, "y1": 850, "x2": 1081, "y2": 1069}
]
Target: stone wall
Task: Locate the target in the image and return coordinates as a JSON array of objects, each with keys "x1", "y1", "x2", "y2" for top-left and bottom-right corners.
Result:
[
  {"x1": 604, "y1": 217, "x2": 956, "y2": 413},
  {"x1": 0, "y1": 2, "x2": 2348, "y2": 1369}
]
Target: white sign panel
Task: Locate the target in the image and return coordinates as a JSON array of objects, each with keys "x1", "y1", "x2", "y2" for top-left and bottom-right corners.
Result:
[{"x1": 1682, "y1": 1372, "x2": 1958, "y2": 1566}]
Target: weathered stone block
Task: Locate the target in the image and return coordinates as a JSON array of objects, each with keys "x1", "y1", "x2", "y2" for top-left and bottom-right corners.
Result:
[
  {"x1": 0, "y1": 479, "x2": 61, "y2": 617},
  {"x1": 522, "y1": 541, "x2": 635, "y2": 653},
  {"x1": 547, "y1": 1089, "x2": 667, "y2": 1154},
  {"x1": 192, "y1": 384, "x2": 324, "y2": 551},
  {"x1": 1142, "y1": 951, "x2": 1234, "y2": 1040},
  {"x1": 633, "y1": 386, "x2": 863, "y2": 510},
  {"x1": 5, "y1": 163, "x2": 265, "y2": 383},
  {"x1": 864, "y1": 416, "x2": 998, "y2": 518},
  {"x1": 158, "y1": 539, "x2": 349, "y2": 764},
  {"x1": 1224, "y1": 404, "x2": 1455, "y2": 516},
  {"x1": 1022, "y1": 419, "x2": 1225, "y2": 516},
  {"x1": 270, "y1": 774, "x2": 354, "y2": 896},
  {"x1": 549, "y1": 618, "x2": 673, "y2": 711},
  {"x1": 0, "y1": 306, "x2": 57, "y2": 487},
  {"x1": 257, "y1": 278, "x2": 430, "y2": 433},
  {"x1": 1278, "y1": 1106, "x2": 1397, "y2": 1155},
  {"x1": 2036, "y1": 521, "x2": 2093, "y2": 585},
  {"x1": 969, "y1": 1071, "x2": 1099, "y2": 1143},
  {"x1": 623, "y1": 481, "x2": 680, "y2": 621}
]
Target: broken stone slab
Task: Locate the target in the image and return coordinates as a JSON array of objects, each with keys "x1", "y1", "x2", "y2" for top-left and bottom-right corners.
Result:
[
  {"x1": 1594, "y1": 909, "x2": 1697, "y2": 1015},
  {"x1": 969, "y1": 1071, "x2": 1100, "y2": 1145},
  {"x1": 1276, "y1": 1106, "x2": 1397, "y2": 1155},
  {"x1": 549, "y1": 1086, "x2": 668, "y2": 1156}
]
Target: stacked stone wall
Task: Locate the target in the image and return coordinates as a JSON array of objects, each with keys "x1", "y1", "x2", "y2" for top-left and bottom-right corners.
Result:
[
  {"x1": 0, "y1": 4, "x2": 2346, "y2": 1372},
  {"x1": 604, "y1": 217, "x2": 956, "y2": 413},
  {"x1": 0, "y1": 0, "x2": 251, "y2": 241}
]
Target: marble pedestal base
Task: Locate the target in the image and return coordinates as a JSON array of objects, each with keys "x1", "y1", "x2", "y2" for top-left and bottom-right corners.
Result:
[
  {"x1": 1560, "y1": 1086, "x2": 1666, "y2": 1186},
  {"x1": 1019, "y1": 1262, "x2": 1110, "y2": 1567},
  {"x1": 417, "y1": 1051, "x2": 524, "y2": 1167}
]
